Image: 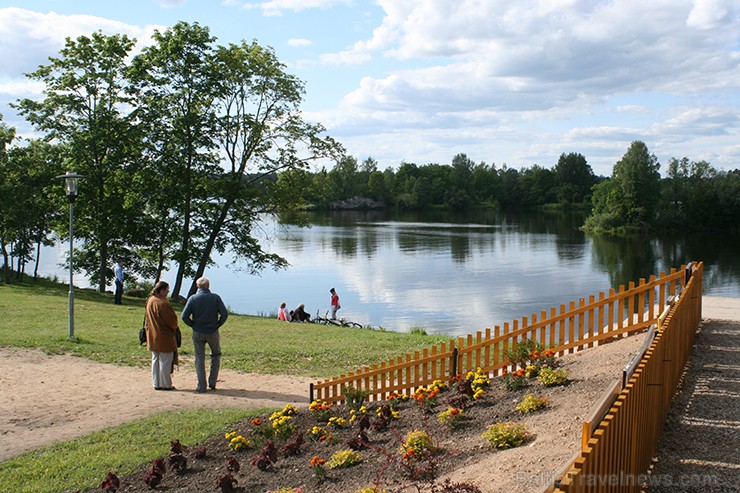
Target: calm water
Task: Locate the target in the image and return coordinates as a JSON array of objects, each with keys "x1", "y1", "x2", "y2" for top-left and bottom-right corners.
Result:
[{"x1": 37, "y1": 210, "x2": 740, "y2": 337}]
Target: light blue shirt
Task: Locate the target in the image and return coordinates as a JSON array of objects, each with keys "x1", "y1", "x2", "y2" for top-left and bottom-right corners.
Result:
[{"x1": 114, "y1": 263, "x2": 124, "y2": 283}]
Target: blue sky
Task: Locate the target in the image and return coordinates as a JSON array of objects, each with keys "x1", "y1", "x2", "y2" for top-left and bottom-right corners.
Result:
[{"x1": 0, "y1": 0, "x2": 738, "y2": 176}]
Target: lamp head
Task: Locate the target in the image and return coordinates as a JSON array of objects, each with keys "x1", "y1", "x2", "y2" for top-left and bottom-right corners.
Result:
[{"x1": 56, "y1": 171, "x2": 84, "y2": 202}]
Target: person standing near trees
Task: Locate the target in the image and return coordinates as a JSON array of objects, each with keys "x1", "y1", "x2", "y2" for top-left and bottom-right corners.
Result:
[
  {"x1": 181, "y1": 277, "x2": 229, "y2": 393},
  {"x1": 114, "y1": 260, "x2": 124, "y2": 304},
  {"x1": 330, "y1": 287, "x2": 341, "y2": 319},
  {"x1": 145, "y1": 281, "x2": 180, "y2": 391}
]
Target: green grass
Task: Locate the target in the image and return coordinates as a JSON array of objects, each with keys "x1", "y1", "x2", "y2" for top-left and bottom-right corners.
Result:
[
  {"x1": 0, "y1": 278, "x2": 452, "y2": 491},
  {"x1": 0, "y1": 407, "x2": 264, "y2": 493},
  {"x1": 0, "y1": 278, "x2": 450, "y2": 377}
]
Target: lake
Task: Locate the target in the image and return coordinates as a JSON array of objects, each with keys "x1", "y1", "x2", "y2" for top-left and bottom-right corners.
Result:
[{"x1": 36, "y1": 209, "x2": 740, "y2": 337}]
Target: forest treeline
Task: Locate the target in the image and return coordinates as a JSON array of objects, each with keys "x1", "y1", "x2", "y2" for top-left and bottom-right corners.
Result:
[
  {"x1": 279, "y1": 142, "x2": 739, "y2": 234},
  {"x1": 1, "y1": 23, "x2": 738, "y2": 293}
]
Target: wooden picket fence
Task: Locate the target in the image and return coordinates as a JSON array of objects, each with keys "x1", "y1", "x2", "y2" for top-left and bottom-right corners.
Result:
[
  {"x1": 550, "y1": 261, "x2": 703, "y2": 492},
  {"x1": 310, "y1": 264, "x2": 692, "y2": 405}
]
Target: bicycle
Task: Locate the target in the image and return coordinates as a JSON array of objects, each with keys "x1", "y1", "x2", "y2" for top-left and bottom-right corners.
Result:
[{"x1": 313, "y1": 311, "x2": 363, "y2": 329}]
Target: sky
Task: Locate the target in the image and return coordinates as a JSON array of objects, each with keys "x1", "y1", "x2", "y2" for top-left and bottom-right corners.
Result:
[{"x1": 0, "y1": 0, "x2": 738, "y2": 177}]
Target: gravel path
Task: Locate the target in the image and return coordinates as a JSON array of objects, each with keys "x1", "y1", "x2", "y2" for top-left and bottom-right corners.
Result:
[{"x1": 648, "y1": 317, "x2": 740, "y2": 492}]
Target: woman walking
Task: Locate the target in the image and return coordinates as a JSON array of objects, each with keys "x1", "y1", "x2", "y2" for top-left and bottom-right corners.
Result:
[{"x1": 145, "y1": 281, "x2": 180, "y2": 390}]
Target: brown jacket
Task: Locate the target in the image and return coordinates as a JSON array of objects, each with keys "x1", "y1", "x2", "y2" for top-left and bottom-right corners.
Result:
[{"x1": 145, "y1": 296, "x2": 179, "y2": 353}]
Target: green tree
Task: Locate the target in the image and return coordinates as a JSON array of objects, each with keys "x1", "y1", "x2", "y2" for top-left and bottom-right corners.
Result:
[
  {"x1": 129, "y1": 21, "x2": 220, "y2": 298},
  {"x1": 554, "y1": 152, "x2": 596, "y2": 203},
  {"x1": 186, "y1": 39, "x2": 343, "y2": 296},
  {"x1": 0, "y1": 115, "x2": 17, "y2": 282},
  {"x1": 15, "y1": 32, "x2": 139, "y2": 291},
  {"x1": 584, "y1": 141, "x2": 660, "y2": 232}
]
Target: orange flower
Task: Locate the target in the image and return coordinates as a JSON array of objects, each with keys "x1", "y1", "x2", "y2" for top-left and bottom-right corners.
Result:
[
  {"x1": 450, "y1": 408, "x2": 460, "y2": 416},
  {"x1": 251, "y1": 418, "x2": 262, "y2": 426},
  {"x1": 310, "y1": 456, "x2": 326, "y2": 467}
]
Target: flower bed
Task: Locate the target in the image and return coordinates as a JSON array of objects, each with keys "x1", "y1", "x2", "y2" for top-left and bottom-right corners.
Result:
[{"x1": 97, "y1": 353, "x2": 569, "y2": 493}]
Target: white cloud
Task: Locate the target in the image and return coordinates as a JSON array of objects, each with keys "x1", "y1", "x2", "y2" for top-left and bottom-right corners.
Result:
[
  {"x1": 158, "y1": 0, "x2": 187, "y2": 7},
  {"x1": 253, "y1": 0, "x2": 350, "y2": 16},
  {"x1": 686, "y1": 0, "x2": 730, "y2": 29},
  {"x1": 651, "y1": 106, "x2": 738, "y2": 137},
  {"x1": 288, "y1": 38, "x2": 312, "y2": 47},
  {"x1": 0, "y1": 8, "x2": 154, "y2": 78}
]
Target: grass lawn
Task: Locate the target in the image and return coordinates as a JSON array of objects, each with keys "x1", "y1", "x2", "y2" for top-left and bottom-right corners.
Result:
[
  {"x1": 0, "y1": 277, "x2": 452, "y2": 492},
  {"x1": 0, "y1": 278, "x2": 450, "y2": 378}
]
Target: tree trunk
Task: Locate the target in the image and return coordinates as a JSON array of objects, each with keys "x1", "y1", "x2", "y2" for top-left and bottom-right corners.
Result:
[
  {"x1": 171, "y1": 154, "x2": 194, "y2": 300},
  {"x1": 34, "y1": 238, "x2": 41, "y2": 279},
  {"x1": 171, "y1": 209, "x2": 190, "y2": 299},
  {"x1": 187, "y1": 194, "x2": 236, "y2": 298},
  {"x1": 98, "y1": 240, "x2": 108, "y2": 292},
  {"x1": 1, "y1": 241, "x2": 9, "y2": 284}
]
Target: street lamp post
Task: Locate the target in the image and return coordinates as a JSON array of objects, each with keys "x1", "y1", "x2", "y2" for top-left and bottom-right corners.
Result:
[{"x1": 56, "y1": 171, "x2": 84, "y2": 339}]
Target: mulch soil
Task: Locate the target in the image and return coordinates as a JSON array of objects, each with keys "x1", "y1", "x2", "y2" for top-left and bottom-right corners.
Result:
[{"x1": 95, "y1": 375, "x2": 562, "y2": 493}]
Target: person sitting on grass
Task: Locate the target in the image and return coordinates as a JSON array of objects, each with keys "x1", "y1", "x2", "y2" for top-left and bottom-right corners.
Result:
[
  {"x1": 292, "y1": 303, "x2": 311, "y2": 322},
  {"x1": 277, "y1": 302, "x2": 291, "y2": 321}
]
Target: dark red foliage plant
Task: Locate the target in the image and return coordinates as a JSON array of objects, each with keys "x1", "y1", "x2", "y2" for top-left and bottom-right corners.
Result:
[
  {"x1": 226, "y1": 456, "x2": 240, "y2": 473},
  {"x1": 99, "y1": 471, "x2": 120, "y2": 492},
  {"x1": 282, "y1": 432, "x2": 304, "y2": 457},
  {"x1": 251, "y1": 439, "x2": 278, "y2": 470},
  {"x1": 347, "y1": 429, "x2": 369, "y2": 451},
  {"x1": 169, "y1": 439, "x2": 184, "y2": 455},
  {"x1": 192, "y1": 445, "x2": 207, "y2": 459},
  {"x1": 143, "y1": 457, "x2": 166, "y2": 488},
  {"x1": 215, "y1": 473, "x2": 238, "y2": 493},
  {"x1": 168, "y1": 453, "x2": 187, "y2": 474}
]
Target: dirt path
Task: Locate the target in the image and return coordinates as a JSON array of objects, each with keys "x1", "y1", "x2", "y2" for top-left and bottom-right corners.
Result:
[{"x1": 0, "y1": 350, "x2": 314, "y2": 461}]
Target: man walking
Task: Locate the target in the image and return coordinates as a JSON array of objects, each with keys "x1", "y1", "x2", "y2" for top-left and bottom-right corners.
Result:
[
  {"x1": 181, "y1": 277, "x2": 229, "y2": 393},
  {"x1": 114, "y1": 260, "x2": 124, "y2": 305}
]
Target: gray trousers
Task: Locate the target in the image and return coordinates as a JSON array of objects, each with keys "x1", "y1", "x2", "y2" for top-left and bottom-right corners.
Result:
[{"x1": 192, "y1": 330, "x2": 221, "y2": 391}]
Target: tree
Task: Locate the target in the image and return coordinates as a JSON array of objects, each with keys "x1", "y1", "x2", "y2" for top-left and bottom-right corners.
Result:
[
  {"x1": 15, "y1": 32, "x2": 139, "y2": 291},
  {"x1": 584, "y1": 141, "x2": 660, "y2": 232},
  {"x1": 612, "y1": 141, "x2": 661, "y2": 226},
  {"x1": 185, "y1": 39, "x2": 344, "y2": 296},
  {"x1": 554, "y1": 152, "x2": 596, "y2": 203},
  {"x1": 6, "y1": 141, "x2": 61, "y2": 280},
  {"x1": 0, "y1": 114, "x2": 17, "y2": 283},
  {"x1": 129, "y1": 21, "x2": 221, "y2": 299}
]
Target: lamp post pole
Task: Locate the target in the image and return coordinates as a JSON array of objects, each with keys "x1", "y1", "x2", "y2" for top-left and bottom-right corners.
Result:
[{"x1": 56, "y1": 171, "x2": 84, "y2": 339}]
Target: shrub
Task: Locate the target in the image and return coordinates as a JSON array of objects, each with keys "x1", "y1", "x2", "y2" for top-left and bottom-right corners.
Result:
[
  {"x1": 431, "y1": 478, "x2": 483, "y2": 492},
  {"x1": 515, "y1": 394, "x2": 549, "y2": 413},
  {"x1": 481, "y1": 422, "x2": 530, "y2": 449},
  {"x1": 400, "y1": 430, "x2": 436, "y2": 461},
  {"x1": 328, "y1": 449, "x2": 362, "y2": 469},
  {"x1": 225, "y1": 431, "x2": 251, "y2": 451},
  {"x1": 437, "y1": 407, "x2": 465, "y2": 430},
  {"x1": 343, "y1": 384, "x2": 370, "y2": 411},
  {"x1": 502, "y1": 368, "x2": 529, "y2": 391},
  {"x1": 309, "y1": 399, "x2": 334, "y2": 422},
  {"x1": 465, "y1": 367, "x2": 491, "y2": 399},
  {"x1": 537, "y1": 367, "x2": 569, "y2": 387},
  {"x1": 309, "y1": 455, "x2": 327, "y2": 482}
]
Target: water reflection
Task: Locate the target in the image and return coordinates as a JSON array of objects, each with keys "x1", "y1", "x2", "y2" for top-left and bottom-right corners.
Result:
[{"x1": 36, "y1": 210, "x2": 740, "y2": 337}]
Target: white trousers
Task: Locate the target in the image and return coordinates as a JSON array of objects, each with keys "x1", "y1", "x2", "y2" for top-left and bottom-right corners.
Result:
[{"x1": 151, "y1": 351, "x2": 174, "y2": 389}]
